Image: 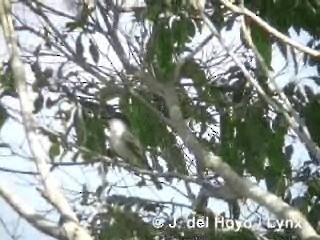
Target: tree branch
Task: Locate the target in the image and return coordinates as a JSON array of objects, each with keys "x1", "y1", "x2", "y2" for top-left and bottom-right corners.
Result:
[
  {"x1": 205, "y1": 153, "x2": 320, "y2": 240},
  {"x1": 203, "y1": 10, "x2": 320, "y2": 164},
  {"x1": 238, "y1": 13, "x2": 320, "y2": 164},
  {"x1": 0, "y1": 166, "x2": 38, "y2": 175},
  {"x1": 0, "y1": 1, "x2": 93, "y2": 239},
  {"x1": 219, "y1": 0, "x2": 320, "y2": 60},
  {"x1": 0, "y1": 181, "x2": 66, "y2": 240},
  {"x1": 200, "y1": 10, "x2": 320, "y2": 240}
]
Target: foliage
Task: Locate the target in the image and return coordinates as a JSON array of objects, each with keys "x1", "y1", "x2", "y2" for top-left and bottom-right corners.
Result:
[{"x1": 245, "y1": 0, "x2": 320, "y2": 36}]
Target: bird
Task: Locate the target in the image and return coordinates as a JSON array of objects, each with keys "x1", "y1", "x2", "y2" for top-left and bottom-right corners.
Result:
[
  {"x1": 76, "y1": 98, "x2": 162, "y2": 189},
  {"x1": 105, "y1": 112, "x2": 162, "y2": 189},
  {"x1": 77, "y1": 98, "x2": 150, "y2": 169},
  {"x1": 106, "y1": 112, "x2": 151, "y2": 169}
]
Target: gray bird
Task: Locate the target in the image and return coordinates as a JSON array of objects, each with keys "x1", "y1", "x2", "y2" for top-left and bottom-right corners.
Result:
[
  {"x1": 106, "y1": 112, "x2": 162, "y2": 189},
  {"x1": 107, "y1": 114, "x2": 151, "y2": 169}
]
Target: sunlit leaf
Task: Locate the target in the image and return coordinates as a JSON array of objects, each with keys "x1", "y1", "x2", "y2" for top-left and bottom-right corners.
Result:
[{"x1": 49, "y1": 143, "x2": 61, "y2": 160}]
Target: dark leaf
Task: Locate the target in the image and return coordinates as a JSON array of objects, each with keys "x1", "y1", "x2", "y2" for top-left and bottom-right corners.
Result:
[
  {"x1": 33, "y1": 93, "x2": 44, "y2": 114},
  {"x1": 308, "y1": 76, "x2": 320, "y2": 85},
  {"x1": 277, "y1": 41, "x2": 288, "y2": 59},
  {"x1": 308, "y1": 203, "x2": 320, "y2": 227},
  {"x1": 304, "y1": 98, "x2": 320, "y2": 146},
  {"x1": 89, "y1": 39, "x2": 100, "y2": 63},
  {"x1": 251, "y1": 25, "x2": 272, "y2": 67},
  {"x1": 76, "y1": 34, "x2": 84, "y2": 59},
  {"x1": 0, "y1": 105, "x2": 8, "y2": 129},
  {"x1": 0, "y1": 67, "x2": 16, "y2": 96},
  {"x1": 155, "y1": 25, "x2": 174, "y2": 74},
  {"x1": 284, "y1": 145, "x2": 294, "y2": 160},
  {"x1": 265, "y1": 166, "x2": 277, "y2": 193},
  {"x1": 308, "y1": 179, "x2": 320, "y2": 197},
  {"x1": 45, "y1": 97, "x2": 58, "y2": 108}
]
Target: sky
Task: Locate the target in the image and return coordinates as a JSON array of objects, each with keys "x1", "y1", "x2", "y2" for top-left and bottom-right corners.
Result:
[{"x1": 0, "y1": 1, "x2": 318, "y2": 239}]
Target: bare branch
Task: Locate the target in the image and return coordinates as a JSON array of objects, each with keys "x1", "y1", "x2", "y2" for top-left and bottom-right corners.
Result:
[
  {"x1": 0, "y1": 181, "x2": 65, "y2": 240},
  {"x1": 0, "y1": 1, "x2": 93, "y2": 239},
  {"x1": 0, "y1": 166, "x2": 38, "y2": 175},
  {"x1": 96, "y1": 1, "x2": 137, "y2": 73}
]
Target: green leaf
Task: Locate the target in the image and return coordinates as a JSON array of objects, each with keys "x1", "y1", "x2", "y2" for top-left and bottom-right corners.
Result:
[
  {"x1": 0, "y1": 67, "x2": 16, "y2": 97},
  {"x1": 180, "y1": 60, "x2": 206, "y2": 81},
  {"x1": 160, "y1": 134, "x2": 188, "y2": 174},
  {"x1": 235, "y1": 104, "x2": 269, "y2": 178},
  {"x1": 171, "y1": 14, "x2": 194, "y2": 50},
  {"x1": 251, "y1": 25, "x2": 272, "y2": 67},
  {"x1": 268, "y1": 130, "x2": 290, "y2": 177},
  {"x1": 98, "y1": 209, "x2": 153, "y2": 240},
  {"x1": 308, "y1": 203, "x2": 320, "y2": 228},
  {"x1": 265, "y1": 166, "x2": 279, "y2": 194},
  {"x1": 155, "y1": 23, "x2": 174, "y2": 74},
  {"x1": 0, "y1": 105, "x2": 8, "y2": 129},
  {"x1": 66, "y1": 21, "x2": 84, "y2": 31},
  {"x1": 308, "y1": 179, "x2": 320, "y2": 197},
  {"x1": 292, "y1": 195, "x2": 309, "y2": 214},
  {"x1": 121, "y1": 94, "x2": 167, "y2": 148},
  {"x1": 304, "y1": 98, "x2": 320, "y2": 146},
  {"x1": 49, "y1": 143, "x2": 61, "y2": 160},
  {"x1": 186, "y1": 17, "x2": 196, "y2": 38},
  {"x1": 275, "y1": 175, "x2": 288, "y2": 198},
  {"x1": 220, "y1": 115, "x2": 243, "y2": 175},
  {"x1": 145, "y1": 1, "x2": 163, "y2": 22},
  {"x1": 75, "y1": 109, "x2": 107, "y2": 160},
  {"x1": 121, "y1": 94, "x2": 187, "y2": 173},
  {"x1": 246, "y1": 0, "x2": 320, "y2": 36}
]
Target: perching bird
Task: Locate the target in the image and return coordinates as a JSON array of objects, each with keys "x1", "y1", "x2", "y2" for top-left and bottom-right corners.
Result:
[
  {"x1": 106, "y1": 113, "x2": 151, "y2": 169},
  {"x1": 106, "y1": 112, "x2": 162, "y2": 189}
]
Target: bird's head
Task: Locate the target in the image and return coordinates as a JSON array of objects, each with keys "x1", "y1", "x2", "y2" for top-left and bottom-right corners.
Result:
[{"x1": 104, "y1": 112, "x2": 131, "y2": 136}]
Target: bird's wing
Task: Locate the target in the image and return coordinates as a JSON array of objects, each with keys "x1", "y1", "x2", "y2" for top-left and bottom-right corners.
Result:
[{"x1": 122, "y1": 131, "x2": 144, "y2": 157}]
